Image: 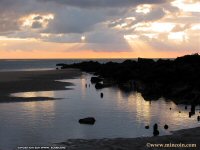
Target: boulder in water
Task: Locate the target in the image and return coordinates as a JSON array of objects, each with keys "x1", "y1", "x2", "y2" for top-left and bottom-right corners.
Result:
[
  {"x1": 100, "y1": 93, "x2": 103, "y2": 98},
  {"x1": 153, "y1": 123, "x2": 159, "y2": 136},
  {"x1": 79, "y1": 117, "x2": 96, "y2": 125},
  {"x1": 164, "y1": 124, "x2": 169, "y2": 129}
]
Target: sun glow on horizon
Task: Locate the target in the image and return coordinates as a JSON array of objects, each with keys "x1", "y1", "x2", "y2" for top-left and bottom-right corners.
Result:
[
  {"x1": 0, "y1": 0, "x2": 199, "y2": 59},
  {"x1": 81, "y1": 36, "x2": 86, "y2": 41}
]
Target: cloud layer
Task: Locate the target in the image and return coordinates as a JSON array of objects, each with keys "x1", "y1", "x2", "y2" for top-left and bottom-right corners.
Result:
[{"x1": 0, "y1": 0, "x2": 199, "y2": 55}]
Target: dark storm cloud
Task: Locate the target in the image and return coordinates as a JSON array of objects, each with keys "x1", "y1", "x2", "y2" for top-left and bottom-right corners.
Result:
[
  {"x1": 39, "y1": 0, "x2": 168, "y2": 8},
  {"x1": 43, "y1": 8, "x2": 124, "y2": 34}
]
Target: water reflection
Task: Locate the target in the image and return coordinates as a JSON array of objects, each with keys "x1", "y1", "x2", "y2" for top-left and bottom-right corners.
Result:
[
  {"x1": 11, "y1": 91, "x2": 56, "y2": 98},
  {"x1": 1, "y1": 74, "x2": 200, "y2": 150}
]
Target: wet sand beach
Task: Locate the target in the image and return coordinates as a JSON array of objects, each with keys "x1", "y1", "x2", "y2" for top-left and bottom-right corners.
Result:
[
  {"x1": 0, "y1": 69, "x2": 81, "y2": 102},
  {"x1": 58, "y1": 127, "x2": 200, "y2": 150}
]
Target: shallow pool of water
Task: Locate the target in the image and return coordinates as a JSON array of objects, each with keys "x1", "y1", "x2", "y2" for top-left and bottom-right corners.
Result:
[{"x1": 0, "y1": 73, "x2": 200, "y2": 150}]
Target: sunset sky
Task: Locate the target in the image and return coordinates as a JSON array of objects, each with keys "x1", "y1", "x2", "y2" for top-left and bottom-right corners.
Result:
[{"x1": 0, "y1": 0, "x2": 199, "y2": 58}]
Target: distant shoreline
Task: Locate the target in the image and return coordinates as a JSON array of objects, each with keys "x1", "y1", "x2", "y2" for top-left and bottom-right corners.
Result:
[{"x1": 0, "y1": 69, "x2": 81, "y2": 103}]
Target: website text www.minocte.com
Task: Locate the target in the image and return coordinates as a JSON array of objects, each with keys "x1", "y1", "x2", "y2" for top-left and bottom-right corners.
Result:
[{"x1": 146, "y1": 143, "x2": 197, "y2": 148}]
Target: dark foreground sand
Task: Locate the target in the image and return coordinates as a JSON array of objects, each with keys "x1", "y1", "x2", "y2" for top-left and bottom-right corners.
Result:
[
  {"x1": 0, "y1": 69, "x2": 81, "y2": 102},
  {"x1": 58, "y1": 127, "x2": 200, "y2": 150}
]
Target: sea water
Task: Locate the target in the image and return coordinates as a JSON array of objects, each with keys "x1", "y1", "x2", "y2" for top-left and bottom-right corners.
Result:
[
  {"x1": 0, "y1": 73, "x2": 199, "y2": 150},
  {"x1": 0, "y1": 59, "x2": 127, "y2": 72}
]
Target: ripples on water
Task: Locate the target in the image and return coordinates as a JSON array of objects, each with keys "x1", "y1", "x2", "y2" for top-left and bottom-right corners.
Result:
[{"x1": 0, "y1": 73, "x2": 199, "y2": 149}]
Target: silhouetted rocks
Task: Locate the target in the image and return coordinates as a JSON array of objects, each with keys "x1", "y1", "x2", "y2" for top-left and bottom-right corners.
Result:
[
  {"x1": 56, "y1": 63, "x2": 67, "y2": 67},
  {"x1": 91, "y1": 77, "x2": 103, "y2": 83},
  {"x1": 145, "y1": 125, "x2": 149, "y2": 129},
  {"x1": 59, "y1": 53, "x2": 200, "y2": 104},
  {"x1": 79, "y1": 117, "x2": 96, "y2": 125},
  {"x1": 185, "y1": 106, "x2": 187, "y2": 110},
  {"x1": 153, "y1": 123, "x2": 159, "y2": 136},
  {"x1": 164, "y1": 124, "x2": 169, "y2": 130},
  {"x1": 153, "y1": 130, "x2": 159, "y2": 136},
  {"x1": 189, "y1": 104, "x2": 196, "y2": 117},
  {"x1": 95, "y1": 83, "x2": 104, "y2": 89},
  {"x1": 197, "y1": 116, "x2": 200, "y2": 121},
  {"x1": 189, "y1": 112, "x2": 192, "y2": 118}
]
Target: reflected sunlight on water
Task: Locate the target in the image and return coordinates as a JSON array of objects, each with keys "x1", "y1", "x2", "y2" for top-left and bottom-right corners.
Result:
[
  {"x1": 11, "y1": 91, "x2": 56, "y2": 98},
  {"x1": 0, "y1": 73, "x2": 199, "y2": 150}
]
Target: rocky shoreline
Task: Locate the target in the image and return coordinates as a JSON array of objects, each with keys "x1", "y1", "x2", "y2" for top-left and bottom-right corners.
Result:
[{"x1": 57, "y1": 54, "x2": 200, "y2": 105}]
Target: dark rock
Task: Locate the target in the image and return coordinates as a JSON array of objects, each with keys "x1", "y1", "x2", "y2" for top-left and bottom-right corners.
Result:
[
  {"x1": 153, "y1": 123, "x2": 159, "y2": 136},
  {"x1": 189, "y1": 104, "x2": 196, "y2": 118},
  {"x1": 197, "y1": 116, "x2": 200, "y2": 121},
  {"x1": 79, "y1": 117, "x2": 96, "y2": 125},
  {"x1": 189, "y1": 112, "x2": 192, "y2": 118},
  {"x1": 191, "y1": 104, "x2": 196, "y2": 115},
  {"x1": 95, "y1": 83, "x2": 104, "y2": 89},
  {"x1": 170, "y1": 108, "x2": 172, "y2": 110},
  {"x1": 91, "y1": 77, "x2": 103, "y2": 83},
  {"x1": 153, "y1": 129, "x2": 159, "y2": 136},
  {"x1": 145, "y1": 125, "x2": 149, "y2": 129},
  {"x1": 179, "y1": 111, "x2": 181, "y2": 113},
  {"x1": 85, "y1": 84, "x2": 87, "y2": 88},
  {"x1": 164, "y1": 124, "x2": 169, "y2": 129},
  {"x1": 185, "y1": 106, "x2": 187, "y2": 110},
  {"x1": 100, "y1": 93, "x2": 103, "y2": 98},
  {"x1": 56, "y1": 63, "x2": 67, "y2": 66},
  {"x1": 61, "y1": 53, "x2": 200, "y2": 105},
  {"x1": 153, "y1": 123, "x2": 158, "y2": 130}
]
